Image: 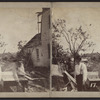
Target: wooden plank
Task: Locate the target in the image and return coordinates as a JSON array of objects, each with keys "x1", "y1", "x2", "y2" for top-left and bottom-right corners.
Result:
[
  {"x1": 88, "y1": 78, "x2": 100, "y2": 82},
  {"x1": 88, "y1": 72, "x2": 99, "y2": 76},
  {"x1": 24, "y1": 75, "x2": 45, "y2": 81},
  {"x1": 67, "y1": 77, "x2": 76, "y2": 90},
  {"x1": 64, "y1": 71, "x2": 76, "y2": 84}
]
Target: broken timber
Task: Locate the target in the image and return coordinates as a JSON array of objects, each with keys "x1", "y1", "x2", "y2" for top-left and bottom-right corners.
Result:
[
  {"x1": 63, "y1": 71, "x2": 77, "y2": 90},
  {"x1": 64, "y1": 71, "x2": 76, "y2": 84}
]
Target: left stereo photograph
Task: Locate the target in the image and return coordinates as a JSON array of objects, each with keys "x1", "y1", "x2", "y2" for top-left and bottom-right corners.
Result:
[{"x1": 0, "y1": 3, "x2": 51, "y2": 93}]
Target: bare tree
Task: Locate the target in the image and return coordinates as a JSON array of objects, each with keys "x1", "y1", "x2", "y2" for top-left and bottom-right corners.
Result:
[
  {"x1": 52, "y1": 19, "x2": 95, "y2": 67},
  {"x1": 17, "y1": 40, "x2": 27, "y2": 51},
  {"x1": 16, "y1": 40, "x2": 27, "y2": 60}
]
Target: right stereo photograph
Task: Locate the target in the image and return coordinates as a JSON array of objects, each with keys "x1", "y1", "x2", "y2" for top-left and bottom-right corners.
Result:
[{"x1": 51, "y1": 6, "x2": 100, "y2": 92}]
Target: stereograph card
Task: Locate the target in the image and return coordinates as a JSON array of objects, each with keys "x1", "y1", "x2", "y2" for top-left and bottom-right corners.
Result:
[{"x1": 0, "y1": 2, "x2": 98, "y2": 98}]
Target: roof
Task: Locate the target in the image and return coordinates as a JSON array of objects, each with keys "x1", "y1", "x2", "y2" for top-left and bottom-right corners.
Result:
[{"x1": 24, "y1": 33, "x2": 41, "y2": 48}]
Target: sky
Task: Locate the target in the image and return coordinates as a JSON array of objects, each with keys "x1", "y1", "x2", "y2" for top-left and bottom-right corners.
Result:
[
  {"x1": 0, "y1": 8, "x2": 42, "y2": 53},
  {"x1": 1, "y1": 5, "x2": 100, "y2": 54},
  {"x1": 52, "y1": 7, "x2": 100, "y2": 54}
]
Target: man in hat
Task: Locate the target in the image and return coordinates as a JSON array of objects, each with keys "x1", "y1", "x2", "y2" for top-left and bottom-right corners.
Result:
[{"x1": 75, "y1": 55, "x2": 87, "y2": 91}]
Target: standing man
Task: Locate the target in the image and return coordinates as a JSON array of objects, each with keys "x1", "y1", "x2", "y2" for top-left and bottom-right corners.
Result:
[
  {"x1": 75, "y1": 55, "x2": 87, "y2": 91},
  {"x1": 17, "y1": 60, "x2": 26, "y2": 76}
]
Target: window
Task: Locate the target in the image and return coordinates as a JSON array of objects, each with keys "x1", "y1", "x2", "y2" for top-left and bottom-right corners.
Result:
[
  {"x1": 48, "y1": 44, "x2": 50, "y2": 59},
  {"x1": 37, "y1": 15, "x2": 42, "y2": 34},
  {"x1": 48, "y1": 15, "x2": 50, "y2": 29},
  {"x1": 36, "y1": 49, "x2": 39, "y2": 60}
]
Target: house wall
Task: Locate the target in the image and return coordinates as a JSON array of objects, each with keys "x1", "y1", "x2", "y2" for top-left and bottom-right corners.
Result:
[
  {"x1": 31, "y1": 8, "x2": 50, "y2": 67},
  {"x1": 23, "y1": 8, "x2": 51, "y2": 68},
  {"x1": 31, "y1": 45, "x2": 45, "y2": 67}
]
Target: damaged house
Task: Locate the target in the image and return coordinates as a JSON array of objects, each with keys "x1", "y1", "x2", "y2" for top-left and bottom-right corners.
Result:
[{"x1": 19, "y1": 8, "x2": 50, "y2": 71}]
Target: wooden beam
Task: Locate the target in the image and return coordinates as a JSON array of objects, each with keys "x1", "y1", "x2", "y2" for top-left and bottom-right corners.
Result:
[{"x1": 64, "y1": 71, "x2": 76, "y2": 84}]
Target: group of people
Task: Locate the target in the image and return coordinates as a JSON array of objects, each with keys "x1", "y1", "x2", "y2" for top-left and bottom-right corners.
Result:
[
  {"x1": 60, "y1": 55, "x2": 88, "y2": 91},
  {"x1": 74, "y1": 55, "x2": 88, "y2": 91}
]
